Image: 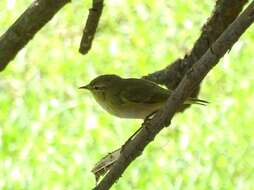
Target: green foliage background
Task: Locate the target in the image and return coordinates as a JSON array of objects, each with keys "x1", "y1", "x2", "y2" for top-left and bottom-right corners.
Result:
[{"x1": 1, "y1": 0, "x2": 254, "y2": 189}]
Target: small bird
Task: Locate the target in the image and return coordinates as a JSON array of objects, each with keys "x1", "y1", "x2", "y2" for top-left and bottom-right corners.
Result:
[{"x1": 80, "y1": 74, "x2": 208, "y2": 119}]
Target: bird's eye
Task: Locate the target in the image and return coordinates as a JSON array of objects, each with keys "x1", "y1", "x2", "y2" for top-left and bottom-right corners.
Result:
[
  {"x1": 93, "y1": 85, "x2": 105, "y2": 90},
  {"x1": 92, "y1": 84, "x2": 106, "y2": 90},
  {"x1": 93, "y1": 86, "x2": 100, "y2": 90}
]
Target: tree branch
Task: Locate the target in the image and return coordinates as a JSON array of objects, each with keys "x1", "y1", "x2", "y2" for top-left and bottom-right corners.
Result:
[
  {"x1": 144, "y1": 0, "x2": 248, "y2": 112},
  {"x1": 0, "y1": 0, "x2": 70, "y2": 71},
  {"x1": 93, "y1": 1, "x2": 254, "y2": 189},
  {"x1": 144, "y1": 0, "x2": 248, "y2": 89},
  {"x1": 79, "y1": 0, "x2": 104, "y2": 54}
]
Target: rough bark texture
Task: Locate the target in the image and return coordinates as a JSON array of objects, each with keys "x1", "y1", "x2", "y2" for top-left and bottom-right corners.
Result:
[
  {"x1": 144, "y1": 0, "x2": 248, "y2": 88},
  {"x1": 94, "y1": 1, "x2": 254, "y2": 189},
  {"x1": 143, "y1": 0, "x2": 248, "y2": 112},
  {"x1": 0, "y1": 0, "x2": 70, "y2": 71}
]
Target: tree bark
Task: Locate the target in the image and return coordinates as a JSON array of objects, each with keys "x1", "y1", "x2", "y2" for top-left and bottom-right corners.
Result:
[{"x1": 0, "y1": 0, "x2": 70, "y2": 71}]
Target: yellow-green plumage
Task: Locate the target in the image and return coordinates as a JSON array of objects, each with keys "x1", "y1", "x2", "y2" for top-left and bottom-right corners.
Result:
[{"x1": 80, "y1": 74, "x2": 208, "y2": 119}]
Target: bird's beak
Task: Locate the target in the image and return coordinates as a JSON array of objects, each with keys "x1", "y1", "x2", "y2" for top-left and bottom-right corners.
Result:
[{"x1": 79, "y1": 84, "x2": 91, "y2": 90}]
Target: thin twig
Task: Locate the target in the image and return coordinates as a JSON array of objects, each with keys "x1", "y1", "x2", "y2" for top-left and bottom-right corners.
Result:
[{"x1": 79, "y1": 0, "x2": 104, "y2": 54}]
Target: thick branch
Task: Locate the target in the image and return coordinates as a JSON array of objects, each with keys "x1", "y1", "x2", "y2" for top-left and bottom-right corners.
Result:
[
  {"x1": 94, "y1": 2, "x2": 254, "y2": 189},
  {"x1": 144, "y1": 0, "x2": 247, "y2": 112},
  {"x1": 0, "y1": 0, "x2": 70, "y2": 71},
  {"x1": 79, "y1": 0, "x2": 104, "y2": 54},
  {"x1": 143, "y1": 0, "x2": 248, "y2": 89}
]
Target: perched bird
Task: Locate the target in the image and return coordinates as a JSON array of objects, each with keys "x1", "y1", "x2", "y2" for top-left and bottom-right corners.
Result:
[{"x1": 80, "y1": 74, "x2": 208, "y2": 119}]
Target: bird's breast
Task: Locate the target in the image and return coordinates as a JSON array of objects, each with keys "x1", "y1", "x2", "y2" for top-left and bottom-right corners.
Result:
[
  {"x1": 98, "y1": 97, "x2": 162, "y2": 119},
  {"x1": 92, "y1": 91, "x2": 163, "y2": 119}
]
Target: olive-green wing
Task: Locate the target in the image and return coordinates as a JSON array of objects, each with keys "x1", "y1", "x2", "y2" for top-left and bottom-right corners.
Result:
[{"x1": 120, "y1": 79, "x2": 170, "y2": 104}]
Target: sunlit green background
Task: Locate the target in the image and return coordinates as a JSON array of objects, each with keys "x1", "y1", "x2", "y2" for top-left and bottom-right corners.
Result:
[{"x1": 1, "y1": 0, "x2": 254, "y2": 189}]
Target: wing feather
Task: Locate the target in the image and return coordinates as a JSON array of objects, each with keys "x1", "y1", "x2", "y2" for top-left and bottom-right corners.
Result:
[{"x1": 120, "y1": 79, "x2": 170, "y2": 104}]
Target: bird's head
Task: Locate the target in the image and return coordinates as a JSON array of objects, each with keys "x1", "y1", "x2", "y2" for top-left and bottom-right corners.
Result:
[{"x1": 79, "y1": 74, "x2": 121, "y2": 95}]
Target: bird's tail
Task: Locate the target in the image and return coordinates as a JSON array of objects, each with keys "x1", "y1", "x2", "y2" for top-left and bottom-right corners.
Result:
[{"x1": 184, "y1": 97, "x2": 209, "y2": 106}]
